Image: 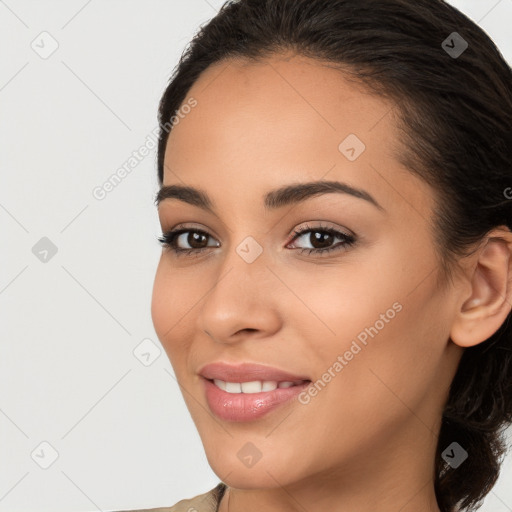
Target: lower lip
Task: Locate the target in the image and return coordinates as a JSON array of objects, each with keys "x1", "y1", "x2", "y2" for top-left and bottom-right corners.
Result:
[{"x1": 202, "y1": 377, "x2": 311, "y2": 422}]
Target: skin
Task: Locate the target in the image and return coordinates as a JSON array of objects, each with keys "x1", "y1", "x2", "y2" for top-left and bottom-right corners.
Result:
[{"x1": 151, "y1": 52, "x2": 512, "y2": 512}]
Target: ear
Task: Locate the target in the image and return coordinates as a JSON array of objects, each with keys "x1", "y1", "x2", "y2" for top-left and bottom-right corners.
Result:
[{"x1": 450, "y1": 226, "x2": 512, "y2": 348}]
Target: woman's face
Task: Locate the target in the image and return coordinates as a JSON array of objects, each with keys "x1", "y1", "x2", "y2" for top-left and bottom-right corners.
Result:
[{"x1": 151, "y1": 53, "x2": 464, "y2": 491}]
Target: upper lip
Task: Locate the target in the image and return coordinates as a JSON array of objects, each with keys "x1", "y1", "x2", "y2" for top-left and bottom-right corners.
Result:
[{"x1": 199, "y1": 362, "x2": 311, "y2": 383}]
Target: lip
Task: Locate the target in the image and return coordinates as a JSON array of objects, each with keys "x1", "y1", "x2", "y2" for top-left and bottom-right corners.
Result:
[
  {"x1": 198, "y1": 362, "x2": 310, "y2": 383},
  {"x1": 202, "y1": 378, "x2": 311, "y2": 422}
]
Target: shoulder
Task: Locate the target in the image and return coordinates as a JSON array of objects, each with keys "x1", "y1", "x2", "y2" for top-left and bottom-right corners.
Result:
[{"x1": 115, "y1": 483, "x2": 227, "y2": 512}]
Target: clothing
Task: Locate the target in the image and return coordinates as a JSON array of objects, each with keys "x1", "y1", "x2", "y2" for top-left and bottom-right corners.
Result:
[{"x1": 117, "y1": 482, "x2": 227, "y2": 512}]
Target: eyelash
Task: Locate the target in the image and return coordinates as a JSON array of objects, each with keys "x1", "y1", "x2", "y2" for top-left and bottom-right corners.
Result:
[{"x1": 157, "y1": 222, "x2": 356, "y2": 258}]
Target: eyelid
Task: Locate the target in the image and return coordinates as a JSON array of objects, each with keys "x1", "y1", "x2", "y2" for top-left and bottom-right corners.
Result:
[
  {"x1": 167, "y1": 222, "x2": 221, "y2": 240},
  {"x1": 287, "y1": 220, "x2": 354, "y2": 240}
]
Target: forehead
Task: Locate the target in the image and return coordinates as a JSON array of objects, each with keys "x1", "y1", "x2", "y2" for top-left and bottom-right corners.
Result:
[
  {"x1": 162, "y1": 53, "x2": 434, "y2": 219},
  {"x1": 166, "y1": 53, "x2": 392, "y2": 164}
]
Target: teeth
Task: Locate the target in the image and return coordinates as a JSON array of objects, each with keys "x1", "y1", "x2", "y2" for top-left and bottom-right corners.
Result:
[
  {"x1": 241, "y1": 381, "x2": 266, "y2": 393},
  {"x1": 213, "y1": 379, "x2": 226, "y2": 391},
  {"x1": 212, "y1": 379, "x2": 306, "y2": 393},
  {"x1": 225, "y1": 381, "x2": 242, "y2": 393},
  {"x1": 262, "y1": 381, "x2": 278, "y2": 391}
]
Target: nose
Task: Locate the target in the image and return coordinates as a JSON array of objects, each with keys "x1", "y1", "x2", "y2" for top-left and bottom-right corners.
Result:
[{"x1": 197, "y1": 245, "x2": 282, "y2": 345}]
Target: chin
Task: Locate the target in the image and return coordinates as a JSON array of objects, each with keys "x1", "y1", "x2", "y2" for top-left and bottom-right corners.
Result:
[{"x1": 205, "y1": 449, "x2": 305, "y2": 490}]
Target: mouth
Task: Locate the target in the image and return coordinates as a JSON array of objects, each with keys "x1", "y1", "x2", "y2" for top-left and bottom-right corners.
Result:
[
  {"x1": 202, "y1": 376, "x2": 312, "y2": 422},
  {"x1": 198, "y1": 361, "x2": 312, "y2": 421}
]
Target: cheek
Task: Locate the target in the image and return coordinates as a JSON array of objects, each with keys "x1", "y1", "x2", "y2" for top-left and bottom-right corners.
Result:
[
  {"x1": 151, "y1": 260, "x2": 194, "y2": 365},
  {"x1": 292, "y1": 297, "x2": 439, "y2": 468},
  {"x1": 292, "y1": 242, "x2": 444, "y2": 408},
  {"x1": 326, "y1": 278, "x2": 447, "y2": 424},
  {"x1": 151, "y1": 260, "x2": 170, "y2": 340},
  {"x1": 284, "y1": 253, "x2": 402, "y2": 355}
]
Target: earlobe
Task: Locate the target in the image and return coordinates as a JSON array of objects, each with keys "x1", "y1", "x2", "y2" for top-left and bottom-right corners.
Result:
[{"x1": 450, "y1": 228, "x2": 512, "y2": 349}]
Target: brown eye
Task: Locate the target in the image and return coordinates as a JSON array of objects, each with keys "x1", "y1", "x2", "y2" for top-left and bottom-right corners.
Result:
[
  {"x1": 157, "y1": 228, "x2": 220, "y2": 255},
  {"x1": 182, "y1": 231, "x2": 209, "y2": 249},
  {"x1": 288, "y1": 223, "x2": 357, "y2": 256}
]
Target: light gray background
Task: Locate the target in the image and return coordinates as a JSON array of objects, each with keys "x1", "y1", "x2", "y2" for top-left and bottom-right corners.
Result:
[{"x1": 1, "y1": 1, "x2": 511, "y2": 511}]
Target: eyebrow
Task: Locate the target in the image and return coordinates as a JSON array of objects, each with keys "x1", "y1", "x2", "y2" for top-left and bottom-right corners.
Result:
[{"x1": 154, "y1": 180, "x2": 385, "y2": 213}]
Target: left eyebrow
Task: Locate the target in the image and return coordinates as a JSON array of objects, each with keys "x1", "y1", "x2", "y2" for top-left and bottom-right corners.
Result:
[{"x1": 154, "y1": 180, "x2": 385, "y2": 213}]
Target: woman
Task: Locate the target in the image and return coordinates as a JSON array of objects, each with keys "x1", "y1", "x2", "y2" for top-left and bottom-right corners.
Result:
[{"x1": 132, "y1": 0, "x2": 512, "y2": 510}]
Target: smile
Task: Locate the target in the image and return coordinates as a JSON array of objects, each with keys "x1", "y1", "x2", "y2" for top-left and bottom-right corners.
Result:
[{"x1": 211, "y1": 379, "x2": 309, "y2": 393}]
